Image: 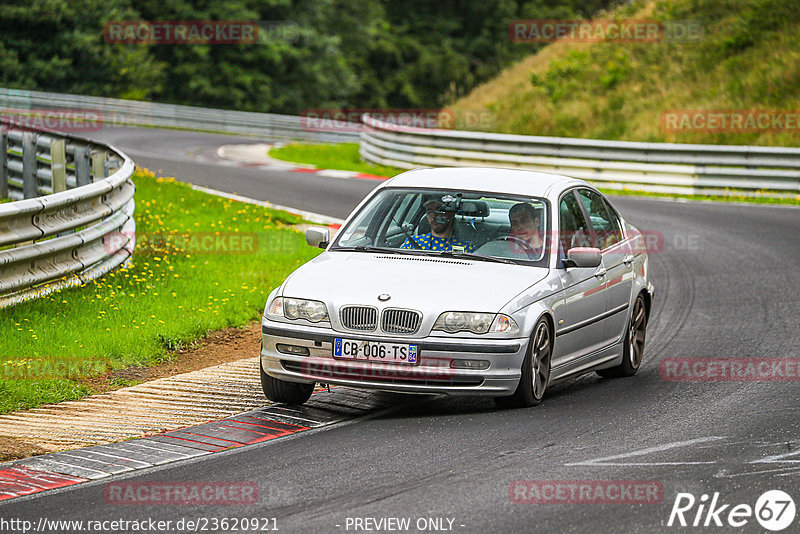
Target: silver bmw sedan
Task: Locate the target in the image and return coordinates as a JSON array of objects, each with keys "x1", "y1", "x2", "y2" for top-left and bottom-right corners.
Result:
[{"x1": 260, "y1": 167, "x2": 654, "y2": 408}]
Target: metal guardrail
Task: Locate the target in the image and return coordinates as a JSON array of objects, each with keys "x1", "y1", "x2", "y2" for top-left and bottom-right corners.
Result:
[
  {"x1": 359, "y1": 115, "x2": 800, "y2": 197},
  {"x1": 0, "y1": 118, "x2": 136, "y2": 308},
  {"x1": 0, "y1": 87, "x2": 360, "y2": 144}
]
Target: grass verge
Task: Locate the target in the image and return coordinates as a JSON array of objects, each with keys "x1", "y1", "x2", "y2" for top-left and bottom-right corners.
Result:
[
  {"x1": 270, "y1": 142, "x2": 404, "y2": 177},
  {"x1": 0, "y1": 169, "x2": 322, "y2": 414},
  {"x1": 453, "y1": 0, "x2": 800, "y2": 147},
  {"x1": 268, "y1": 142, "x2": 800, "y2": 206},
  {"x1": 599, "y1": 187, "x2": 800, "y2": 205}
]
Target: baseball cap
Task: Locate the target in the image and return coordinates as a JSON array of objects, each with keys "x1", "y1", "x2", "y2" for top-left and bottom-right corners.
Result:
[{"x1": 422, "y1": 194, "x2": 444, "y2": 208}]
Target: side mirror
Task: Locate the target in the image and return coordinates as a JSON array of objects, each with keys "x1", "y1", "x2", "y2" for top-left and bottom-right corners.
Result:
[
  {"x1": 565, "y1": 247, "x2": 601, "y2": 268},
  {"x1": 305, "y1": 227, "x2": 330, "y2": 249}
]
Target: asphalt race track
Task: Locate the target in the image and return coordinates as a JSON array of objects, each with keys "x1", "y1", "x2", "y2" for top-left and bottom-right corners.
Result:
[
  {"x1": 2, "y1": 127, "x2": 799, "y2": 533},
  {"x1": 92, "y1": 126, "x2": 375, "y2": 219}
]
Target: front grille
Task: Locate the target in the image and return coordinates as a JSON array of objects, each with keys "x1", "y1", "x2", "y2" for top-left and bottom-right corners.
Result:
[
  {"x1": 340, "y1": 306, "x2": 377, "y2": 331},
  {"x1": 381, "y1": 308, "x2": 422, "y2": 334}
]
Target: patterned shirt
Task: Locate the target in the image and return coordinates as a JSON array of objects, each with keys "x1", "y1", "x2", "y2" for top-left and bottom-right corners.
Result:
[{"x1": 400, "y1": 233, "x2": 475, "y2": 253}]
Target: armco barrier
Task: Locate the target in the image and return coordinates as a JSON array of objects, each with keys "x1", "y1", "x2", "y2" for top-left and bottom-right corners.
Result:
[
  {"x1": 359, "y1": 115, "x2": 800, "y2": 198},
  {"x1": 0, "y1": 118, "x2": 135, "y2": 308},
  {"x1": 0, "y1": 87, "x2": 359, "y2": 144}
]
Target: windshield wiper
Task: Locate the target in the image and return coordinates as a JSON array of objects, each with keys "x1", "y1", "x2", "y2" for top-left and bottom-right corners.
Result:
[
  {"x1": 334, "y1": 246, "x2": 518, "y2": 264},
  {"x1": 333, "y1": 246, "x2": 423, "y2": 256},
  {"x1": 433, "y1": 250, "x2": 517, "y2": 265}
]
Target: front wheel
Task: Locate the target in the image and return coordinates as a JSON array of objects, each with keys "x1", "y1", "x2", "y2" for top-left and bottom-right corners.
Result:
[
  {"x1": 495, "y1": 319, "x2": 551, "y2": 408},
  {"x1": 597, "y1": 294, "x2": 647, "y2": 378},
  {"x1": 260, "y1": 364, "x2": 314, "y2": 405}
]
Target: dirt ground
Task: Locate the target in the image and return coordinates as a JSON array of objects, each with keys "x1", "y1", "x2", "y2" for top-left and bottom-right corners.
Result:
[{"x1": 79, "y1": 321, "x2": 262, "y2": 394}]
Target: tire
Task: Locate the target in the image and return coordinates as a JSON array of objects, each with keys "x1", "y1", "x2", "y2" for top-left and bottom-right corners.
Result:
[
  {"x1": 495, "y1": 319, "x2": 551, "y2": 408},
  {"x1": 260, "y1": 364, "x2": 314, "y2": 405},
  {"x1": 597, "y1": 294, "x2": 647, "y2": 378}
]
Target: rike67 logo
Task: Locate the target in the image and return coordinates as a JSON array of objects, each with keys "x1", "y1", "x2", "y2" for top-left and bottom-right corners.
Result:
[{"x1": 667, "y1": 490, "x2": 796, "y2": 531}]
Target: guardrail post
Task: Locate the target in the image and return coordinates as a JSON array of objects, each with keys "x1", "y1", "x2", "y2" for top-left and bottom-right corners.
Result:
[
  {"x1": 22, "y1": 132, "x2": 37, "y2": 198},
  {"x1": 74, "y1": 145, "x2": 91, "y2": 186},
  {"x1": 91, "y1": 150, "x2": 107, "y2": 181},
  {"x1": 50, "y1": 138, "x2": 67, "y2": 193},
  {"x1": 0, "y1": 128, "x2": 7, "y2": 199}
]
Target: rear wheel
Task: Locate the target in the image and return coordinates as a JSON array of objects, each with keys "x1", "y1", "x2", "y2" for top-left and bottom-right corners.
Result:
[
  {"x1": 597, "y1": 294, "x2": 647, "y2": 378},
  {"x1": 260, "y1": 365, "x2": 314, "y2": 405},
  {"x1": 495, "y1": 319, "x2": 551, "y2": 408}
]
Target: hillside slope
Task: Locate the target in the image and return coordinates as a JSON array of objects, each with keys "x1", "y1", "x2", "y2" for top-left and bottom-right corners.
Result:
[{"x1": 452, "y1": 0, "x2": 800, "y2": 147}]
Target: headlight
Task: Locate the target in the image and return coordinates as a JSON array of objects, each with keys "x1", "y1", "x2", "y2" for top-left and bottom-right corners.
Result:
[
  {"x1": 433, "y1": 312, "x2": 496, "y2": 334},
  {"x1": 269, "y1": 297, "x2": 329, "y2": 323},
  {"x1": 433, "y1": 312, "x2": 520, "y2": 335}
]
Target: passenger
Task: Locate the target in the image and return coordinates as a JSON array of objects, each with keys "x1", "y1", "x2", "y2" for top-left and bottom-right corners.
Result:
[
  {"x1": 401, "y1": 195, "x2": 475, "y2": 252},
  {"x1": 508, "y1": 202, "x2": 544, "y2": 256}
]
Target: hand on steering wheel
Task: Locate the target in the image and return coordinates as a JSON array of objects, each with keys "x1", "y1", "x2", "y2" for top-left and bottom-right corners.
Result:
[{"x1": 492, "y1": 235, "x2": 538, "y2": 259}]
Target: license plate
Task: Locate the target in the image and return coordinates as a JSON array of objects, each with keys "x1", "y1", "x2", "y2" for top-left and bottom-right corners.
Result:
[{"x1": 333, "y1": 338, "x2": 418, "y2": 365}]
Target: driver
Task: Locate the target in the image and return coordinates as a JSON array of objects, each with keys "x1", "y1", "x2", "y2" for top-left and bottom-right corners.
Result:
[
  {"x1": 508, "y1": 202, "x2": 544, "y2": 256},
  {"x1": 401, "y1": 195, "x2": 475, "y2": 252}
]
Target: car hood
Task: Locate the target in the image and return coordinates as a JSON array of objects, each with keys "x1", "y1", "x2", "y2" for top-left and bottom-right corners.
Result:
[{"x1": 282, "y1": 251, "x2": 548, "y2": 312}]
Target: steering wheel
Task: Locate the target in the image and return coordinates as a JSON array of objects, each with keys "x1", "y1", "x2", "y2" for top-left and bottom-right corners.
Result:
[{"x1": 485, "y1": 235, "x2": 539, "y2": 259}]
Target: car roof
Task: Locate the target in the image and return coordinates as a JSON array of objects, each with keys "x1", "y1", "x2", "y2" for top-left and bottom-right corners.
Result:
[{"x1": 381, "y1": 167, "x2": 589, "y2": 198}]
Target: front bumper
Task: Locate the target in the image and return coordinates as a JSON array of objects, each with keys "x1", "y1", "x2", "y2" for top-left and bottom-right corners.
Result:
[{"x1": 260, "y1": 319, "x2": 528, "y2": 396}]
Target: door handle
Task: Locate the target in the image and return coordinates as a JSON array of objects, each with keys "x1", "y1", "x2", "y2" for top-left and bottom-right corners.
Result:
[
  {"x1": 623, "y1": 254, "x2": 635, "y2": 265},
  {"x1": 594, "y1": 267, "x2": 607, "y2": 278}
]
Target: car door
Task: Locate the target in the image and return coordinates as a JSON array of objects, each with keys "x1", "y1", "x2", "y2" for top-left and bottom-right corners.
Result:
[
  {"x1": 576, "y1": 188, "x2": 634, "y2": 346},
  {"x1": 551, "y1": 190, "x2": 608, "y2": 369}
]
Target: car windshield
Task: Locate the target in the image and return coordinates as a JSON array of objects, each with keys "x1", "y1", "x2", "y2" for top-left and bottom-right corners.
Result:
[{"x1": 331, "y1": 188, "x2": 550, "y2": 266}]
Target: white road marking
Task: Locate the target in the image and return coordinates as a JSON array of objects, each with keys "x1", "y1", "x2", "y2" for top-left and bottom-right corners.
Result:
[
  {"x1": 317, "y1": 169, "x2": 358, "y2": 179},
  {"x1": 565, "y1": 436, "x2": 726, "y2": 466},
  {"x1": 715, "y1": 465, "x2": 800, "y2": 479},
  {"x1": 752, "y1": 448, "x2": 800, "y2": 463}
]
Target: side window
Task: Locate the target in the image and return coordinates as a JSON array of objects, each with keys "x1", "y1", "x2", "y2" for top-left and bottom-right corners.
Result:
[
  {"x1": 337, "y1": 205, "x2": 377, "y2": 246},
  {"x1": 577, "y1": 189, "x2": 622, "y2": 249},
  {"x1": 377, "y1": 193, "x2": 421, "y2": 246},
  {"x1": 404, "y1": 194, "x2": 422, "y2": 224},
  {"x1": 601, "y1": 198, "x2": 624, "y2": 246},
  {"x1": 559, "y1": 192, "x2": 592, "y2": 253},
  {"x1": 381, "y1": 194, "x2": 414, "y2": 232}
]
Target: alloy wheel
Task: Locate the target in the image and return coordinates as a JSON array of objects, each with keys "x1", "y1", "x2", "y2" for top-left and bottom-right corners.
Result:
[
  {"x1": 531, "y1": 322, "x2": 551, "y2": 399},
  {"x1": 629, "y1": 297, "x2": 647, "y2": 369}
]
